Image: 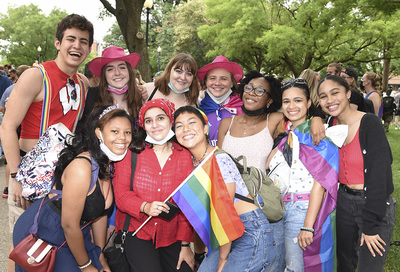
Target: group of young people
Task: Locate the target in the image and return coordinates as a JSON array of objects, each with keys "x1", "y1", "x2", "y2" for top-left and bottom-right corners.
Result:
[{"x1": 2, "y1": 12, "x2": 395, "y2": 272}]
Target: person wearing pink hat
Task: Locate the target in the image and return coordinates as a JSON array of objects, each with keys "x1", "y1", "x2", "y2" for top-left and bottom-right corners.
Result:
[
  {"x1": 113, "y1": 98, "x2": 194, "y2": 272},
  {"x1": 144, "y1": 53, "x2": 200, "y2": 109},
  {"x1": 82, "y1": 46, "x2": 147, "y2": 122},
  {"x1": 198, "y1": 55, "x2": 244, "y2": 146}
]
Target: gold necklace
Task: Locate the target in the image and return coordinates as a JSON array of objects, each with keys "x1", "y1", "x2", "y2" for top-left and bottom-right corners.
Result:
[{"x1": 242, "y1": 115, "x2": 262, "y2": 136}]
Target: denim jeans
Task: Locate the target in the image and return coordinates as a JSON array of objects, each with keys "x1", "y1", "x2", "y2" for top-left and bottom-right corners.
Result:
[
  {"x1": 337, "y1": 185, "x2": 396, "y2": 272},
  {"x1": 280, "y1": 200, "x2": 309, "y2": 272},
  {"x1": 198, "y1": 208, "x2": 276, "y2": 272}
]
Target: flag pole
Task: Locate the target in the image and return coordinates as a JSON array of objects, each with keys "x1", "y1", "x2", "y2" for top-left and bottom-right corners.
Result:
[
  {"x1": 132, "y1": 148, "x2": 217, "y2": 237},
  {"x1": 163, "y1": 147, "x2": 216, "y2": 202}
]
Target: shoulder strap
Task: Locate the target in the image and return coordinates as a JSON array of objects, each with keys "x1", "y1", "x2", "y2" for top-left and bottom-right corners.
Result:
[
  {"x1": 71, "y1": 74, "x2": 86, "y2": 133},
  {"x1": 148, "y1": 87, "x2": 158, "y2": 101},
  {"x1": 227, "y1": 116, "x2": 235, "y2": 131},
  {"x1": 36, "y1": 64, "x2": 51, "y2": 136},
  {"x1": 122, "y1": 152, "x2": 138, "y2": 232}
]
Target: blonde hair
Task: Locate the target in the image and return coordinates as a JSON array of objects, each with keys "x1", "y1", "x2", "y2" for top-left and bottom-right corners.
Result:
[
  {"x1": 364, "y1": 72, "x2": 383, "y2": 94},
  {"x1": 299, "y1": 69, "x2": 320, "y2": 106}
]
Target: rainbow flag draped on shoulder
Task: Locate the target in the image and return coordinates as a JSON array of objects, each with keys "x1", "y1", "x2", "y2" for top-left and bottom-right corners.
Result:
[
  {"x1": 278, "y1": 119, "x2": 339, "y2": 272},
  {"x1": 171, "y1": 149, "x2": 245, "y2": 254}
]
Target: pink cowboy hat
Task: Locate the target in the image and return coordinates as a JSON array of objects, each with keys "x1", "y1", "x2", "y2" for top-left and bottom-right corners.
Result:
[
  {"x1": 89, "y1": 46, "x2": 141, "y2": 77},
  {"x1": 197, "y1": 55, "x2": 243, "y2": 83}
]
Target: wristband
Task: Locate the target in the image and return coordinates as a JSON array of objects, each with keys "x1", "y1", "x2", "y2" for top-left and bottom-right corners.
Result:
[
  {"x1": 181, "y1": 243, "x2": 190, "y2": 247},
  {"x1": 142, "y1": 202, "x2": 148, "y2": 213},
  {"x1": 10, "y1": 172, "x2": 17, "y2": 178},
  {"x1": 78, "y1": 259, "x2": 92, "y2": 270},
  {"x1": 300, "y1": 227, "x2": 314, "y2": 233}
]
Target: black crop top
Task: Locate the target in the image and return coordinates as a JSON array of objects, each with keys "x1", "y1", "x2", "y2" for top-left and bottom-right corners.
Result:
[{"x1": 50, "y1": 156, "x2": 114, "y2": 224}]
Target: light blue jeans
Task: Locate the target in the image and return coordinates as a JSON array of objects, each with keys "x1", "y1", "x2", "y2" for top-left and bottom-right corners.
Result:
[
  {"x1": 282, "y1": 200, "x2": 309, "y2": 272},
  {"x1": 198, "y1": 208, "x2": 276, "y2": 272}
]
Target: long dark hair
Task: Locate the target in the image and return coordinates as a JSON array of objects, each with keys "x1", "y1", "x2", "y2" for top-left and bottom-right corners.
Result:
[
  {"x1": 95, "y1": 62, "x2": 143, "y2": 119},
  {"x1": 54, "y1": 106, "x2": 132, "y2": 189}
]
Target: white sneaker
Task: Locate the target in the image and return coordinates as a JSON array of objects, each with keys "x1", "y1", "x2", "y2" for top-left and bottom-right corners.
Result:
[{"x1": 396, "y1": 126, "x2": 399, "y2": 130}]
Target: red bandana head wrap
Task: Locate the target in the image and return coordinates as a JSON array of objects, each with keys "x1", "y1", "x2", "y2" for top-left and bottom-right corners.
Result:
[{"x1": 138, "y1": 98, "x2": 176, "y2": 128}]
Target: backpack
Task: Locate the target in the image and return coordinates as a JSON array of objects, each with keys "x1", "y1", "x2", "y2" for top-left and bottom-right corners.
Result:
[
  {"x1": 382, "y1": 96, "x2": 395, "y2": 113},
  {"x1": 214, "y1": 149, "x2": 284, "y2": 222},
  {"x1": 16, "y1": 123, "x2": 72, "y2": 200}
]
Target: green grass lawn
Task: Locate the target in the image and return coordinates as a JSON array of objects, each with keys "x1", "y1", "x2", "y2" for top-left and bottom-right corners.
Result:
[{"x1": 383, "y1": 125, "x2": 400, "y2": 271}]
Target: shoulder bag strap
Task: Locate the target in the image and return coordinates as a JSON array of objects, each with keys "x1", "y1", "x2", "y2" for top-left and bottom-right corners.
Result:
[
  {"x1": 148, "y1": 87, "x2": 158, "y2": 101},
  {"x1": 121, "y1": 152, "x2": 138, "y2": 248}
]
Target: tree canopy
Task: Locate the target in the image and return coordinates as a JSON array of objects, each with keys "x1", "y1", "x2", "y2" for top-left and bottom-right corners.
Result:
[{"x1": 0, "y1": 4, "x2": 67, "y2": 66}]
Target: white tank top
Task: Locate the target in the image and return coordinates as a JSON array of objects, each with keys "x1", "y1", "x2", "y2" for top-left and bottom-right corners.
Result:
[{"x1": 222, "y1": 115, "x2": 274, "y2": 170}]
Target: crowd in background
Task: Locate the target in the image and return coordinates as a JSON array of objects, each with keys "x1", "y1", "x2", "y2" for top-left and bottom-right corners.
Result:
[{"x1": 0, "y1": 12, "x2": 396, "y2": 272}]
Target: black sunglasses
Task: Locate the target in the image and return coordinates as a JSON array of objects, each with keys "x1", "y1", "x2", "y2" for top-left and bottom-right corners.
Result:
[{"x1": 67, "y1": 78, "x2": 77, "y2": 101}]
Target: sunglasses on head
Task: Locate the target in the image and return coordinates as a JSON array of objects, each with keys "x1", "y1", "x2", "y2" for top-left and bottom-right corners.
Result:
[
  {"x1": 67, "y1": 78, "x2": 77, "y2": 101},
  {"x1": 281, "y1": 78, "x2": 308, "y2": 90}
]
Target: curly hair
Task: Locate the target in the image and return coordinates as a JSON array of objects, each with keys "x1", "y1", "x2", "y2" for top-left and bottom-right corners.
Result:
[
  {"x1": 238, "y1": 70, "x2": 282, "y2": 114},
  {"x1": 155, "y1": 53, "x2": 200, "y2": 105},
  {"x1": 54, "y1": 106, "x2": 132, "y2": 190},
  {"x1": 56, "y1": 14, "x2": 94, "y2": 47},
  {"x1": 364, "y1": 72, "x2": 383, "y2": 93}
]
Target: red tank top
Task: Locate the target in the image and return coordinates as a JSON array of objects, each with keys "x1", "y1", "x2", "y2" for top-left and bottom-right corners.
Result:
[
  {"x1": 338, "y1": 128, "x2": 364, "y2": 185},
  {"x1": 20, "y1": 61, "x2": 86, "y2": 139}
]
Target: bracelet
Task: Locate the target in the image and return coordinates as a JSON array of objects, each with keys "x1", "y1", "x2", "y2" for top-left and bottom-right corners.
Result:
[
  {"x1": 142, "y1": 202, "x2": 148, "y2": 213},
  {"x1": 10, "y1": 172, "x2": 17, "y2": 178},
  {"x1": 181, "y1": 243, "x2": 190, "y2": 247},
  {"x1": 78, "y1": 259, "x2": 92, "y2": 270},
  {"x1": 300, "y1": 227, "x2": 314, "y2": 233}
]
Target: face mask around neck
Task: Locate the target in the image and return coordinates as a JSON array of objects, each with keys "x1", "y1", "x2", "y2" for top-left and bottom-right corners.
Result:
[
  {"x1": 99, "y1": 131, "x2": 128, "y2": 162},
  {"x1": 168, "y1": 82, "x2": 190, "y2": 94}
]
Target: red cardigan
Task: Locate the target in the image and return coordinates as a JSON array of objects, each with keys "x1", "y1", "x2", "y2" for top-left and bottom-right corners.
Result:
[{"x1": 113, "y1": 143, "x2": 194, "y2": 248}]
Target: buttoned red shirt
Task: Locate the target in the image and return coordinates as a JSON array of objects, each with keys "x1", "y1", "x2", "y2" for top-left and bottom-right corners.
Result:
[{"x1": 113, "y1": 143, "x2": 194, "y2": 248}]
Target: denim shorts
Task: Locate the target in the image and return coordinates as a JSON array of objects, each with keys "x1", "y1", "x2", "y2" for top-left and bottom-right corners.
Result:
[{"x1": 198, "y1": 208, "x2": 276, "y2": 272}]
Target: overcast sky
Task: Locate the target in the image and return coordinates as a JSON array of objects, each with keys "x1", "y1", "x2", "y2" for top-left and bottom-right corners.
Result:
[{"x1": 0, "y1": 0, "x2": 116, "y2": 42}]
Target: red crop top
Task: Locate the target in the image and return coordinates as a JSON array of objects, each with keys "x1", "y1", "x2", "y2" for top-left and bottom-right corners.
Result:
[{"x1": 338, "y1": 128, "x2": 364, "y2": 185}]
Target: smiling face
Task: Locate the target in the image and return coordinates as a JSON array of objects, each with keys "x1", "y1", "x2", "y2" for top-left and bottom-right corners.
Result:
[
  {"x1": 174, "y1": 112, "x2": 208, "y2": 150},
  {"x1": 318, "y1": 79, "x2": 351, "y2": 118},
  {"x1": 144, "y1": 107, "x2": 172, "y2": 142},
  {"x1": 242, "y1": 77, "x2": 271, "y2": 111},
  {"x1": 282, "y1": 87, "x2": 311, "y2": 128},
  {"x1": 169, "y1": 64, "x2": 194, "y2": 92},
  {"x1": 105, "y1": 61, "x2": 130, "y2": 89},
  {"x1": 205, "y1": 68, "x2": 233, "y2": 98},
  {"x1": 54, "y1": 27, "x2": 91, "y2": 69},
  {"x1": 96, "y1": 117, "x2": 132, "y2": 155}
]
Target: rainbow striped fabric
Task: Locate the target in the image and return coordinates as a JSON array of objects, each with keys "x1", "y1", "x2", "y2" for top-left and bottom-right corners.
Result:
[
  {"x1": 278, "y1": 119, "x2": 339, "y2": 272},
  {"x1": 172, "y1": 151, "x2": 245, "y2": 253}
]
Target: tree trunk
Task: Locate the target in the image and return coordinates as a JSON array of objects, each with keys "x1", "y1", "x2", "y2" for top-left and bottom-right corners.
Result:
[
  {"x1": 99, "y1": 0, "x2": 152, "y2": 82},
  {"x1": 382, "y1": 58, "x2": 390, "y2": 93}
]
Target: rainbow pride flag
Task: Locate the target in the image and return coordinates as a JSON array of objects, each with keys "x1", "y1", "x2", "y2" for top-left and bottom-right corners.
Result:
[
  {"x1": 278, "y1": 119, "x2": 339, "y2": 272},
  {"x1": 171, "y1": 149, "x2": 245, "y2": 253}
]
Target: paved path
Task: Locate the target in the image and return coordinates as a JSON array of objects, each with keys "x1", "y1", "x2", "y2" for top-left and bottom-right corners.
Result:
[{"x1": 0, "y1": 159, "x2": 11, "y2": 271}]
